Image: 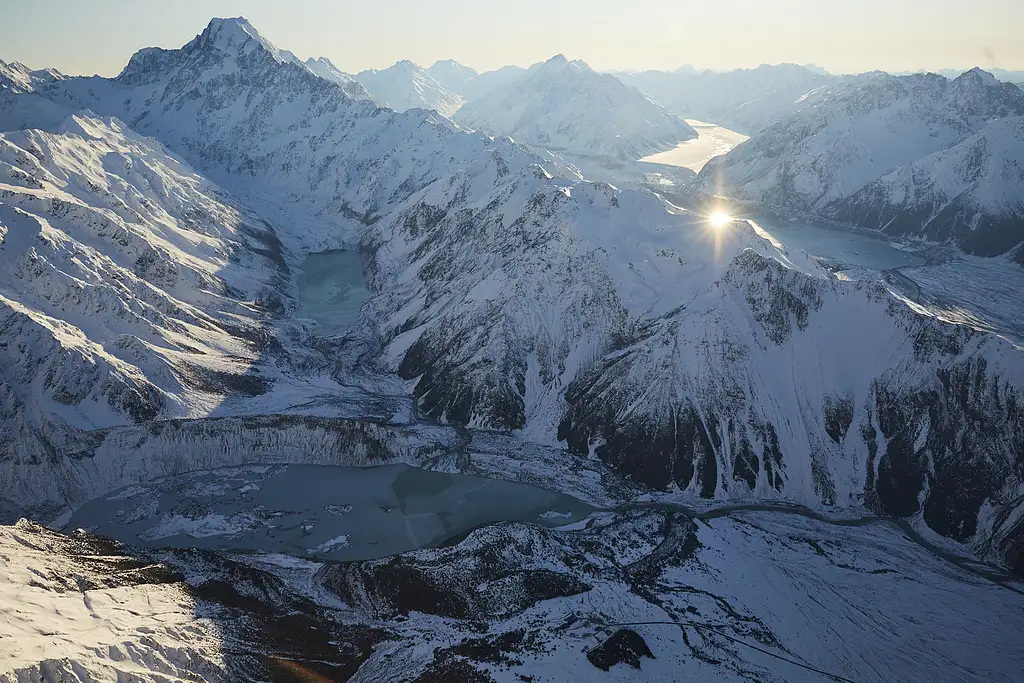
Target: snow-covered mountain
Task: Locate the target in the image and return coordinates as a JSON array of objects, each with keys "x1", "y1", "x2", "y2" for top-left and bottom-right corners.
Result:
[
  {"x1": 699, "y1": 68, "x2": 1024, "y2": 254},
  {"x1": 0, "y1": 113, "x2": 292, "y2": 509},
  {"x1": 354, "y1": 59, "x2": 464, "y2": 116},
  {"x1": 826, "y1": 115, "x2": 1024, "y2": 258},
  {"x1": 455, "y1": 55, "x2": 697, "y2": 161},
  {"x1": 2, "y1": 13, "x2": 1023, "y2": 610},
  {"x1": 425, "y1": 60, "x2": 531, "y2": 103},
  {"x1": 302, "y1": 55, "x2": 372, "y2": 99},
  {"x1": 425, "y1": 58, "x2": 478, "y2": 94},
  {"x1": 932, "y1": 67, "x2": 1024, "y2": 85},
  {"x1": 462, "y1": 64, "x2": 528, "y2": 100},
  {"x1": 0, "y1": 59, "x2": 73, "y2": 131},
  {"x1": 618, "y1": 63, "x2": 834, "y2": 134},
  {"x1": 560, "y1": 239, "x2": 1024, "y2": 557}
]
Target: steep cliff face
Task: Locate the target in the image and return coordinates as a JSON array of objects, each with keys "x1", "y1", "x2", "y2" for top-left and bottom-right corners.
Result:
[{"x1": 559, "y1": 247, "x2": 1024, "y2": 568}]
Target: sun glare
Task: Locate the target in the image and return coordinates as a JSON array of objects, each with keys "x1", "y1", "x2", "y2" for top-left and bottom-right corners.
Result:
[{"x1": 709, "y1": 211, "x2": 732, "y2": 229}]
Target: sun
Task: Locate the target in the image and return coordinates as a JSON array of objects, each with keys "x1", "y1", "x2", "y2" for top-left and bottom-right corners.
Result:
[{"x1": 709, "y1": 211, "x2": 732, "y2": 229}]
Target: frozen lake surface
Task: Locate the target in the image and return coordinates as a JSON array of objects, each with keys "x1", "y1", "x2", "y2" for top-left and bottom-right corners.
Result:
[
  {"x1": 639, "y1": 119, "x2": 749, "y2": 171},
  {"x1": 749, "y1": 219, "x2": 928, "y2": 271},
  {"x1": 296, "y1": 248, "x2": 370, "y2": 335},
  {"x1": 748, "y1": 220, "x2": 1024, "y2": 345},
  {"x1": 65, "y1": 464, "x2": 594, "y2": 561}
]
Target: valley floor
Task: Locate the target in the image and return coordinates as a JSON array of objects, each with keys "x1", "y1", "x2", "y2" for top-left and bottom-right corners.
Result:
[{"x1": 5, "y1": 502, "x2": 1023, "y2": 682}]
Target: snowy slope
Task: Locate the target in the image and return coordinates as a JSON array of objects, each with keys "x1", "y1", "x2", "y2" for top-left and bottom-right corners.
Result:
[
  {"x1": 0, "y1": 59, "x2": 73, "y2": 132},
  {"x1": 826, "y1": 115, "x2": 1024, "y2": 257},
  {"x1": 0, "y1": 114, "x2": 291, "y2": 493},
  {"x1": 0, "y1": 520, "x2": 227, "y2": 682},
  {"x1": 559, "y1": 236, "x2": 1024, "y2": 568},
  {"x1": 455, "y1": 55, "x2": 697, "y2": 160},
  {"x1": 618, "y1": 63, "x2": 833, "y2": 134},
  {"x1": 425, "y1": 58, "x2": 478, "y2": 94},
  {"x1": 355, "y1": 59, "x2": 464, "y2": 116},
  {"x1": 303, "y1": 56, "x2": 373, "y2": 100},
  {"x1": 462, "y1": 64, "x2": 528, "y2": 100},
  {"x1": 700, "y1": 69, "x2": 1024, "y2": 214},
  {"x1": 5, "y1": 506, "x2": 1024, "y2": 682}
]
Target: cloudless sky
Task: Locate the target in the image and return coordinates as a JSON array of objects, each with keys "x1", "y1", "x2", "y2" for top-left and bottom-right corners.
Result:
[{"x1": 2, "y1": 0, "x2": 1022, "y2": 76}]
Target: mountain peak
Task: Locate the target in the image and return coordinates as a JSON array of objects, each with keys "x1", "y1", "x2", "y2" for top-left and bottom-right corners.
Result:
[
  {"x1": 185, "y1": 17, "x2": 299, "y2": 66},
  {"x1": 530, "y1": 55, "x2": 594, "y2": 78},
  {"x1": 954, "y1": 67, "x2": 999, "y2": 86},
  {"x1": 202, "y1": 17, "x2": 265, "y2": 48}
]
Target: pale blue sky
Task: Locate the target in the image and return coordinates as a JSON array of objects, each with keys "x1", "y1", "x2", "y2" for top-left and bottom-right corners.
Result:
[{"x1": 2, "y1": 0, "x2": 1021, "y2": 76}]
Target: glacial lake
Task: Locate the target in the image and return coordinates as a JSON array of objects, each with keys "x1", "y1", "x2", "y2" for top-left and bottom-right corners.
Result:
[
  {"x1": 639, "y1": 119, "x2": 750, "y2": 172},
  {"x1": 65, "y1": 464, "x2": 593, "y2": 562},
  {"x1": 749, "y1": 219, "x2": 928, "y2": 271},
  {"x1": 295, "y1": 248, "x2": 370, "y2": 335}
]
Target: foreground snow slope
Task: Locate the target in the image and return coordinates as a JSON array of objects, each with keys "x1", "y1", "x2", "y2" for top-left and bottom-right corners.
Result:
[
  {"x1": 455, "y1": 55, "x2": 697, "y2": 161},
  {"x1": 0, "y1": 520, "x2": 226, "y2": 682},
  {"x1": 4, "y1": 506, "x2": 1023, "y2": 681}
]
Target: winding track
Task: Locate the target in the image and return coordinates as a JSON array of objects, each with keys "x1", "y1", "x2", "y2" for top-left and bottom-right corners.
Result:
[{"x1": 597, "y1": 499, "x2": 1024, "y2": 595}]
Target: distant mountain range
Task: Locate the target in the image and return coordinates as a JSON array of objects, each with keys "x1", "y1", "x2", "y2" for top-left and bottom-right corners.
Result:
[
  {"x1": 354, "y1": 59, "x2": 465, "y2": 116},
  {"x1": 617, "y1": 63, "x2": 834, "y2": 134},
  {"x1": 1, "y1": 16, "x2": 1021, "y2": 573}
]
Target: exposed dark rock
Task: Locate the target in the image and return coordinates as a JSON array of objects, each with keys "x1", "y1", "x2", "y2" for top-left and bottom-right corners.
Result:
[
  {"x1": 414, "y1": 630, "x2": 545, "y2": 681},
  {"x1": 176, "y1": 362, "x2": 271, "y2": 397},
  {"x1": 726, "y1": 249, "x2": 823, "y2": 344},
  {"x1": 587, "y1": 629, "x2": 654, "y2": 671},
  {"x1": 319, "y1": 524, "x2": 591, "y2": 620},
  {"x1": 823, "y1": 393, "x2": 854, "y2": 444}
]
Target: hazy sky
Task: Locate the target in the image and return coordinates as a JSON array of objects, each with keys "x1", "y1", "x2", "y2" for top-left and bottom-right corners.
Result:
[{"x1": 2, "y1": 0, "x2": 1022, "y2": 76}]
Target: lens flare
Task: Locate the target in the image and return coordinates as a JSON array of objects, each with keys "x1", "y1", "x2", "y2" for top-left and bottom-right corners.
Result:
[{"x1": 709, "y1": 211, "x2": 732, "y2": 229}]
